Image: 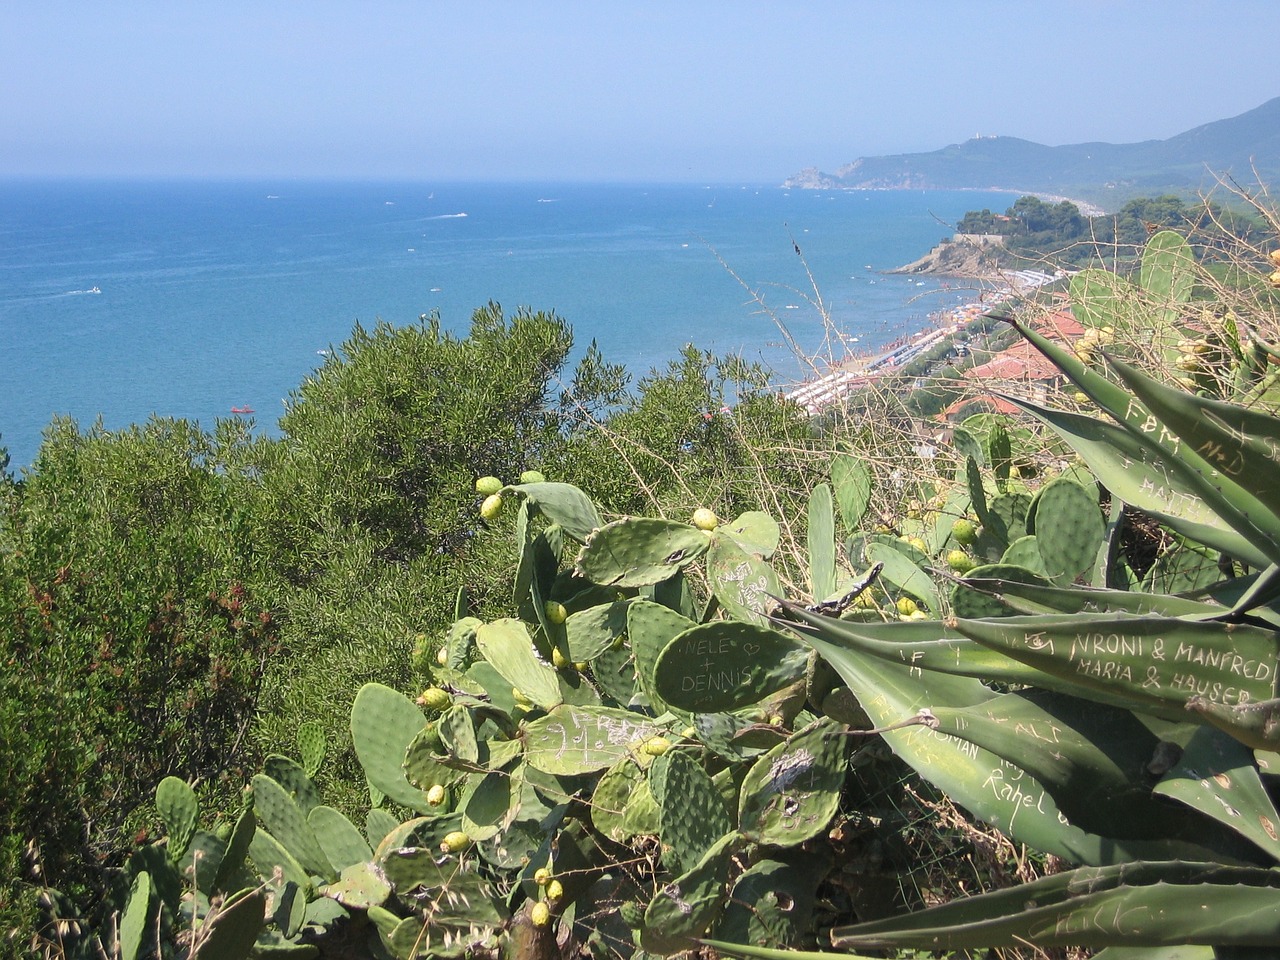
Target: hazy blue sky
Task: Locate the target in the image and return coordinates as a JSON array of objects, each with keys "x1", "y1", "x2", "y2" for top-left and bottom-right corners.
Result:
[{"x1": 4, "y1": 1, "x2": 1276, "y2": 182}]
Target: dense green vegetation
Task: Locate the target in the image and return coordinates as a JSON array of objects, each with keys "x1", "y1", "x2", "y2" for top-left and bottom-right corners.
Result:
[
  {"x1": 7, "y1": 207, "x2": 1280, "y2": 959},
  {"x1": 955, "y1": 193, "x2": 1262, "y2": 267},
  {"x1": 0, "y1": 305, "x2": 813, "y2": 953}
]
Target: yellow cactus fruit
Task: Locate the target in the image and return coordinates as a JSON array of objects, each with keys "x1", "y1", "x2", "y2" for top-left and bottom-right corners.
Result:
[
  {"x1": 544, "y1": 600, "x2": 568, "y2": 625},
  {"x1": 906, "y1": 536, "x2": 928, "y2": 554},
  {"x1": 545, "y1": 879, "x2": 564, "y2": 902},
  {"x1": 425, "y1": 784, "x2": 447, "y2": 806},
  {"x1": 1073, "y1": 391, "x2": 1089, "y2": 404},
  {"x1": 534, "y1": 867, "x2": 552, "y2": 886},
  {"x1": 946, "y1": 549, "x2": 976, "y2": 574},
  {"x1": 530, "y1": 901, "x2": 552, "y2": 927},
  {"x1": 512, "y1": 687, "x2": 532, "y2": 706},
  {"x1": 691, "y1": 507, "x2": 719, "y2": 531},
  {"x1": 641, "y1": 736, "x2": 671, "y2": 756},
  {"x1": 551, "y1": 647, "x2": 571, "y2": 670},
  {"x1": 950, "y1": 518, "x2": 978, "y2": 545},
  {"x1": 415, "y1": 687, "x2": 452, "y2": 712},
  {"x1": 440, "y1": 831, "x2": 471, "y2": 853},
  {"x1": 573, "y1": 662, "x2": 588, "y2": 673},
  {"x1": 895, "y1": 596, "x2": 919, "y2": 617},
  {"x1": 479, "y1": 493, "x2": 503, "y2": 520},
  {"x1": 520, "y1": 469, "x2": 546, "y2": 484},
  {"x1": 436, "y1": 646, "x2": 449, "y2": 666},
  {"x1": 475, "y1": 476, "x2": 503, "y2": 496}
]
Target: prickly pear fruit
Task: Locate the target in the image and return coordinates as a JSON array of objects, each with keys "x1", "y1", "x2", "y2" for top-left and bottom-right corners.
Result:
[
  {"x1": 440, "y1": 830, "x2": 471, "y2": 853},
  {"x1": 534, "y1": 867, "x2": 552, "y2": 886},
  {"x1": 531, "y1": 901, "x2": 552, "y2": 927},
  {"x1": 951, "y1": 518, "x2": 978, "y2": 545},
  {"x1": 895, "y1": 596, "x2": 919, "y2": 617},
  {"x1": 519, "y1": 469, "x2": 546, "y2": 484},
  {"x1": 415, "y1": 687, "x2": 452, "y2": 712},
  {"x1": 479, "y1": 493, "x2": 503, "y2": 520},
  {"x1": 946, "y1": 549, "x2": 976, "y2": 573},
  {"x1": 436, "y1": 646, "x2": 448, "y2": 665},
  {"x1": 551, "y1": 647, "x2": 571, "y2": 670},
  {"x1": 691, "y1": 507, "x2": 718, "y2": 531},
  {"x1": 545, "y1": 879, "x2": 564, "y2": 902},
  {"x1": 425, "y1": 785, "x2": 446, "y2": 806},
  {"x1": 641, "y1": 736, "x2": 671, "y2": 756},
  {"x1": 544, "y1": 600, "x2": 568, "y2": 625},
  {"x1": 475, "y1": 476, "x2": 502, "y2": 495}
]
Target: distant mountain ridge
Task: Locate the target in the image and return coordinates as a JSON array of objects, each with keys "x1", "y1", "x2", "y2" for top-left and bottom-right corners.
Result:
[{"x1": 786, "y1": 96, "x2": 1280, "y2": 208}]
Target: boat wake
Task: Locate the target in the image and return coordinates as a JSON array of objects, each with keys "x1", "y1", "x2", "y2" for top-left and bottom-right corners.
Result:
[
  {"x1": 425, "y1": 213, "x2": 468, "y2": 220},
  {"x1": 67, "y1": 286, "x2": 102, "y2": 295}
]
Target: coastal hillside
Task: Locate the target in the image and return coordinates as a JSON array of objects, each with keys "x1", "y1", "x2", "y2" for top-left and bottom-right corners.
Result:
[{"x1": 787, "y1": 95, "x2": 1280, "y2": 206}]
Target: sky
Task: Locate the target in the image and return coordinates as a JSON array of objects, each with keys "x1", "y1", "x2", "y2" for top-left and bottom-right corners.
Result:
[{"x1": 4, "y1": 1, "x2": 1276, "y2": 183}]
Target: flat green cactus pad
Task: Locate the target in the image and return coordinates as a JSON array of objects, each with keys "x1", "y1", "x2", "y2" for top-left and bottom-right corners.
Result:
[
  {"x1": 475, "y1": 618, "x2": 563, "y2": 710},
  {"x1": 575, "y1": 517, "x2": 711, "y2": 587},
  {"x1": 653, "y1": 621, "x2": 808, "y2": 714},
  {"x1": 738, "y1": 718, "x2": 848, "y2": 846},
  {"x1": 522, "y1": 704, "x2": 663, "y2": 776}
]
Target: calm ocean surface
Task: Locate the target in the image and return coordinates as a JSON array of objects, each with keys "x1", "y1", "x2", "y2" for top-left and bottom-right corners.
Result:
[{"x1": 0, "y1": 180, "x2": 1014, "y2": 470}]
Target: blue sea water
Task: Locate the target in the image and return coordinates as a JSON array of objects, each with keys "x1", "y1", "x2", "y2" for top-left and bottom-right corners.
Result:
[{"x1": 0, "y1": 180, "x2": 1014, "y2": 471}]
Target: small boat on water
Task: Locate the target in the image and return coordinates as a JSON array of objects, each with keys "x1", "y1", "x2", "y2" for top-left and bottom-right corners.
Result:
[{"x1": 230, "y1": 406, "x2": 255, "y2": 415}]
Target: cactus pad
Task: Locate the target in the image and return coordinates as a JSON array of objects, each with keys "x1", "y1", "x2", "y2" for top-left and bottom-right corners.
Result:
[
  {"x1": 650, "y1": 750, "x2": 731, "y2": 875},
  {"x1": 706, "y1": 531, "x2": 782, "y2": 625},
  {"x1": 639, "y1": 831, "x2": 737, "y2": 954},
  {"x1": 574, "y1": 517, "x2": 711, "y2": 587},
  {"x1": 738, "y1": 718, "x2": 848, "y2": 846},
  {"x1": 718, "y1": 510, "x2": 781, "y2": 558},
  {"x1": 350, "y1": 683, "x2": 435, "y2": 814},
  {"x1": 322, "y1": 860, "x2": 390, "y2": 911},
  {"x1": 251, "y1": 774, "x2": 335, "y2": 881},
  {"x1": 475, "y1": 618, "x2": 563, "y2": 710},
  {"x1": 565, "y1": 599, "x2": 631, "y2": 662},
  {"x1": 653, "y1": 621, "x2": 807, "y2": 714},
  {"x1": 522, "y1": 704, "x2": 663, "y2": 776},
  {"x1": 155, "y1": 777, "x2": 198, "y2": 860},
  {"x1": 508, "y1": 480, "x2": 603, "y2": 542},
  {"x1": 1031, "y1": 477, "x2": 1105, "y2": 584},
  {"x1": 307, "y1": 806, "x2": 372, "y2": 873}
]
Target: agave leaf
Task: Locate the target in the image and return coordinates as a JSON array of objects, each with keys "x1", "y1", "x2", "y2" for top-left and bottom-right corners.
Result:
[
  {"x1": 999, "y1": 393, "x2": 1272, "y2": 569},
  {"x1": 956, "y1": 576, "x2": 1224, "y2": 619},
  {"x1": 1106, "y1": 352, "x2": 1280, "y2": 542},
  {"x1": 1005, "y1": 318, "x2": 1280, "y2": 568},
  {"x1": 929, "y1": 689, "x2": 1237, "y2": 846},
  {"x1": 1154, "y1": 724, "x2": 1280, "y2": 861},
  {"x1": 827, "y1": 860, "x2": 1280, "y2": 951},
  {"x1": 952, "y1": 612, "x2": 1279, "y2": 719},
  {"x1": 774, "y1": 607, "x2": 1200, "y2": 864}
]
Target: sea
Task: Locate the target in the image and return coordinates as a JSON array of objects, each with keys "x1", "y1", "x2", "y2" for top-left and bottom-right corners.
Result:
[{"x1": 0, "y1": 180, "x2": 1017, "y2": 471}]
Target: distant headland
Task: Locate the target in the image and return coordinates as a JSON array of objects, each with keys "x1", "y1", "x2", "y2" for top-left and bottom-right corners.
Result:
[{"x1": 785, "y1": 95, "x2": 1280, "y2": 211}]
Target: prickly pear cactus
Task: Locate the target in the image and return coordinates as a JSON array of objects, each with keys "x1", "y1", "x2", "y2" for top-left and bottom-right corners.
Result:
[
  {"x1": 574, "y1": 517, "x2": 711, "y2": 587},
  {"x1": 653, "y1": 621, "x2": 808, "y2": 714},
  {"x1": 738, "y1": 718, "x2": 848, "y2": 846},
  {"x1": 650, "y1": 750, "x2": 732, "y2": 875}
]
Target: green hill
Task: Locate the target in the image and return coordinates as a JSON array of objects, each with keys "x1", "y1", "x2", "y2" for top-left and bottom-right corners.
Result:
[{"x1": 786, "y1": 96, "x2": 1280, "y2": 208}]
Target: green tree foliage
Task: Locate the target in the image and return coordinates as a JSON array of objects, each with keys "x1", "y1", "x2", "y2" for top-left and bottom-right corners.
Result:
[{"x1": 0, "y1": 417, "x2": 273, "y2": 932}]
